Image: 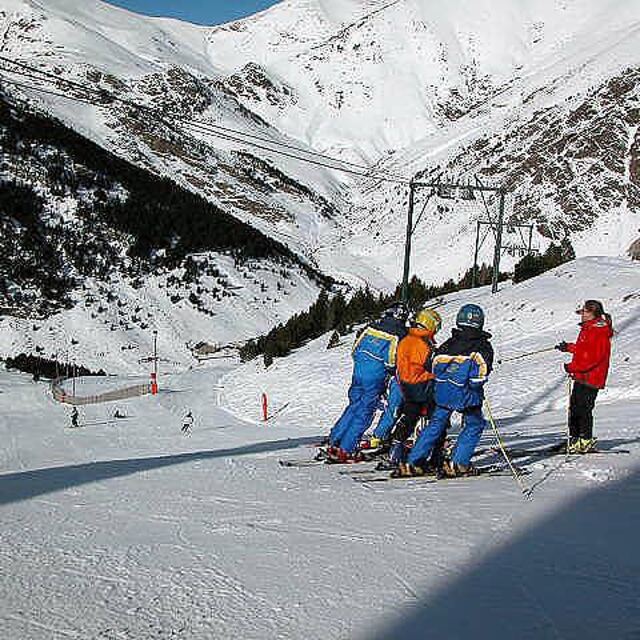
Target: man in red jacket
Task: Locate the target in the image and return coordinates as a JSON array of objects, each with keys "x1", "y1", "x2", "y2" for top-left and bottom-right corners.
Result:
[{"x1": 556, "y1": 299, "x2": 613, "y2": 453}]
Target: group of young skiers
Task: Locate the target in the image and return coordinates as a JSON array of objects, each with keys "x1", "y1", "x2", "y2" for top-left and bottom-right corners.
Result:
[{"x1": 324, "y1": 297, "x2": 613, "y2": 477}]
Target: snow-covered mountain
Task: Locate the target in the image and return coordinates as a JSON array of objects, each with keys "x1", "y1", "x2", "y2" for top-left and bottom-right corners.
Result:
[
  {"x1": 208, "y1": 0, "x2": 640, "y2": 280},
  {"x1": 1, "y1": 0, "x2": 638, "y2": 288},
  {"x1": 0, "y1": 0, "x2": 357, "y2": 283},
  {"x1": 1, "y1": 0, "x2": 639, "y2": 370}
]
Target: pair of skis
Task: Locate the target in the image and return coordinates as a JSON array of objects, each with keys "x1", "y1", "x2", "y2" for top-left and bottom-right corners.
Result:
[
  {"x1": 278, "y1": 447, "x2": 384, "y2": 468},
  {"x1": 67, "y1": 419, "x2": 116, "y2": 429},
  {"x1": 344, "y1": 462, "x2": 529, "y2": 485},
  {"x1": 279, "y1": 441, "x2": 630, "y2": 484},
  {"x1": 500, "y1": 442, "x2": 630, "y2": 459}
]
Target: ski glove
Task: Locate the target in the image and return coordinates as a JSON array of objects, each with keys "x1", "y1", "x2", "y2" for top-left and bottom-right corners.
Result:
[{"x1": 555, "y1": 341, "x2": 569, "y2": 352}]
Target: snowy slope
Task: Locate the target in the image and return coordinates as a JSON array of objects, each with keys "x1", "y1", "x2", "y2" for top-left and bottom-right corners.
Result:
[
  {"x1": 1, "y1": 0, "x2": 639, "y2": 294},
  {"x1": 222, "y1": 256, "x2": 640, "y2": 425},
  {"x1": 1, "y1": 257, "x2": 639, "y2": 639},
  {"x1": 0, "y1": 253, "x2": 320, "y2": 375},
  {"x1": 0, "y1": 0, "x2": 356, "y2": 280},
  {"x1": 0, "y1": 94, "x2": 328, "y2": 373}
]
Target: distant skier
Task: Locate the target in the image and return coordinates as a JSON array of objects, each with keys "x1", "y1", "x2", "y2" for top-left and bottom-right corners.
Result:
[
  {"x1": 113, "y1": 408, "x2": 126, "y2": 419},
  {"x1": 181, "y1": 410, "x2": 194, "y2": 435},
  {"x1": 384, "y1": 307, "x2": 442, "y2": 469},
  {"x1": 327, "y1": 303, "x2": 407, "y2": 462},
  {"x1": 70, "y1": 407, "x2": 80, "y2": 429},
  {"x1": 396, "y1": 304, "x2": 494, "y2": 478},
  {"x1": 555, "y1": 300, "x2": 613, "y2": 453}
]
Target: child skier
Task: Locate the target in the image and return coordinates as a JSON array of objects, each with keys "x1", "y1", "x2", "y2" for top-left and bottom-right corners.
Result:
[
  {"x1": 385, "y1": 307, "x2": 442, "y2": 468},
  {"x1": 555, "y1": 299, "x2": 613, "y2": 453},
  {"x1": 363, "y1": 374, "x2": 404, "y2": 450},
  {"x1": 396, "y1": 303, "x2": 494, "y2": 478},
  {"x1": 327, "y1": 304, "x2": 407, "y2": 462}
]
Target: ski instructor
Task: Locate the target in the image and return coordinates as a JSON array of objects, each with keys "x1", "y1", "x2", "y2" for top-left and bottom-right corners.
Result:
[{"x1": 556, "y1": 299, "x2": 613, "y2": 454}]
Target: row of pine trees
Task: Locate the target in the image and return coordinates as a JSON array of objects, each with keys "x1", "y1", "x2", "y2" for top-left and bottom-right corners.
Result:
[{"x1": 240, "y1": 242, "x2": 574, "y2": 365}]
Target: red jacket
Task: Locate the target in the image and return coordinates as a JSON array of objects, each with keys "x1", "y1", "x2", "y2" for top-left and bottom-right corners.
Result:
[{"x1": 566, "y1": 317, "x2": 613, "y2": 389}]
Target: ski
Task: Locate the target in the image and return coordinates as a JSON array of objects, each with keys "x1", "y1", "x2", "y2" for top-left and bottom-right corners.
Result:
[
  {"x1": 279, "y1": 448, "x2": 381, "y2": 468},
  {"x1": 352, "y1": 464, "x2": 530, "y2": 484},
  {"x1": 338, "y1": 467, "x2": 380, "y2": 476},
  {"x1": 278, "y1": 457, "x2": 378, "y2": 468},
  {"x1": 505, "y1": 443, "x2": 630, "y2": 458},
  {"x1": 66, "y1": 419, "x2": 115, "y2": 429},
  {"x1": 278, "y1": 458, "x2": 327, "y2": 468},
  {"x1": 353, "y1": 473, "x2": 437, "y2": 485}
]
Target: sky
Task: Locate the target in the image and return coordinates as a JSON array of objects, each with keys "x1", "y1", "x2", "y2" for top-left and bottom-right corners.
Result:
[{"x1": 105, "y1": 1, "x2": 281, "y2": 26}]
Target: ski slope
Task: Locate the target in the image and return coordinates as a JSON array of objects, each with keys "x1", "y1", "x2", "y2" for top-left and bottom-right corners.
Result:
[{"x1": 1, "y1": 257, "x2": 639, "y2": 639}]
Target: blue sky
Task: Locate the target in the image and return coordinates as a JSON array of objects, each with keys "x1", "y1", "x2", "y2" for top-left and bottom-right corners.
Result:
[{"x1": 105, "y1": 1, "x2": 281, "y2": 26}]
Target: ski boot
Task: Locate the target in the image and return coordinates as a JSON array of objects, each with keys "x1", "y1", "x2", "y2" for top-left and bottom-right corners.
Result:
[
  {"x1": 390, "y1": 462, "x2": 425, "y2": 478},
  {"x1": 374, "y1": 456, "x2": 397, "y2": 472},
  {"x1": 359, "y1": 436, "x2": 388, "y2": 453},
  {"x1": 375, "y1": 440, "x2": 407, "y2": 471},
  {"x1": 441, "y1": 459, "x2": 478, "y2": 478},
  {"x1": 325, "y1": 447, "x2": 364, "y2": 464},
  {"x1": 576, "y1": 437, "x2": 598, "y2": 454},
  {"x1": 566, "y1": 437, "x2": 583, "y2": 454}
]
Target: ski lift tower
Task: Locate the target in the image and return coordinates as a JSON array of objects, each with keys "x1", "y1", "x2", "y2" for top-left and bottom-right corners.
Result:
[{"x1": 400, "y1": 176, "x2": 514, "y2": 303}]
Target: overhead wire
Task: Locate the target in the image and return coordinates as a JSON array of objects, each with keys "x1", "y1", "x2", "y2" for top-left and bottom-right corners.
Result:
[
  {"x1": 0, "y1": 55, "x2": 396, "y2": 178},
  {"x1": 1, "y1": 72, "x2": 408, "y2": 183},
  {"x1": 0, "y1": 55, "x2": 411, "y2": 185}
]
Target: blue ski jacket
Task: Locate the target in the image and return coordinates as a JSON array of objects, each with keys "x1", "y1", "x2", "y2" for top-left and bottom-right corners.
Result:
[
  {"x1": 432, "y1": 327, "x2": 494, "y2": 410},
  {"x1": 352, "y1": 316, "x2": 407, "y2": 369}
]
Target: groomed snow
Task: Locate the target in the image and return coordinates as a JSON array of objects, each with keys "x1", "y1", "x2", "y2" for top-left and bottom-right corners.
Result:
[{"x1": 1, "y1": 257, "x2": 639, "y2": 638}]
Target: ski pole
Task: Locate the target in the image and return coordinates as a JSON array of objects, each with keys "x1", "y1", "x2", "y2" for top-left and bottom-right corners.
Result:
[
  {"x1": 565, "y1": 376, "x2": 573, "y2": 461},
  {"x1": 497, "y1": 346, "x2": 556, "y2": 365},
  {"x1": 483, "y1": 398, "x2": 531, "y2": 499}
]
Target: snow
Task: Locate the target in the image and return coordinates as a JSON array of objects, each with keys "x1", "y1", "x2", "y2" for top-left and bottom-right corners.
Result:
[
  {"x1": 0, "y1": 252, "x2": 321, "y2": 374},
  {"x1": 1, "y1": 257, "x2": 639, "y2": 638},
  {"x1": 1, "y1": 0, "x2": 639, "y2": 631},
  {"x1": 2, "y1": 0, "x2": 639, "y2": 294}
]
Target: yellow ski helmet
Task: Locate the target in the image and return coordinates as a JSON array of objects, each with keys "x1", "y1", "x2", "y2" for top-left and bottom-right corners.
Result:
[{"x1": 414, "y1": 308, "x2": 442, "y2": 334}]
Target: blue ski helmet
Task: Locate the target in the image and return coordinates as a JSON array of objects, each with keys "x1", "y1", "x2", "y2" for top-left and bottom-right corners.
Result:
[{"x1": 456, "y1": 304, "x2": 485, "y2": 330}]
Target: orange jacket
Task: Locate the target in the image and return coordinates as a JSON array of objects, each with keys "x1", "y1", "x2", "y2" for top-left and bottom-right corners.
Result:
[{"x1": 396, "y1": 327, "x2": 436, "y2": 385}]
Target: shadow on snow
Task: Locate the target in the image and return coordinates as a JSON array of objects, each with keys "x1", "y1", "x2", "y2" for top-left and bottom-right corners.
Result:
[
  {"x1": 0, "y1": 435, "x2": 321, "y2": 506},
  {"x1": 370, "y1": 468, "x2": 640, "y2": 640}
]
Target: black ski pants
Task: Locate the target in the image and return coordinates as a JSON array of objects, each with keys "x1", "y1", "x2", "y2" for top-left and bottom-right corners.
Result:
[
  {"x1": 568, "y1": 381, "x2": 599, "y2": 440},
  {"x1": 392, "y1": 400, "x2": 446, "y2": 467},
  {"x1": 392, "y1": 400, "x2": 427, "y2": 443}
]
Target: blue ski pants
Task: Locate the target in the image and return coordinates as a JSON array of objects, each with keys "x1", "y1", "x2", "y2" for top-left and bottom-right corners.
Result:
[
  {"x1": 329, "y1": 355, "x2": 388, "y2": 453},
  {"x1": 372, "y1": 376, "x2": 403, "y2": 441},
  {"x1": 408, "y1": 405, "x2": 486, "y2": 467}
]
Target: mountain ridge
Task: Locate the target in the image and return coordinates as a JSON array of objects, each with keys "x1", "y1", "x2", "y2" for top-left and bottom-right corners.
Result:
[{"x1": 0, "y1": 0, "x2": 638, "y2": 337}]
